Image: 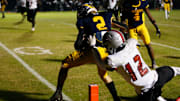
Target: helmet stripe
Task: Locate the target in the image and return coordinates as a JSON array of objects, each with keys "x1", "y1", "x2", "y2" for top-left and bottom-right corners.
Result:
[{"x1": 111, "y1": 30, "x2": 125, "y2": 42}]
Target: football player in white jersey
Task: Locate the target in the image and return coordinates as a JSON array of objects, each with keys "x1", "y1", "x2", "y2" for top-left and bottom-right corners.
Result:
[
  {"x1": 26, "y1": 0, "x2": 39, "y2": 31},
  {"x1": 92, "y1": 30, "x2": 180, "y2": 101}
]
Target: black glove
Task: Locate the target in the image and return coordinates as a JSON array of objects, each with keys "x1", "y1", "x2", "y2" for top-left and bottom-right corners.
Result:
[{"x1": 156, "y1": 28, "x2": 161, "y2": 38}]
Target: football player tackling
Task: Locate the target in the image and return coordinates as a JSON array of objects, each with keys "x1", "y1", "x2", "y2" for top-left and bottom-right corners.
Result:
[
  {"x1": 49, "y1": 3, "x2": 127, "y2": 101},
  {"x1": 92, "y1": 30, "x2": 180, "y2": 101}
]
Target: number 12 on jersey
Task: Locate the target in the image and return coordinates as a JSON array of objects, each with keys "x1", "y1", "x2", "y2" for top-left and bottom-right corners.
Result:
[{"x1": 125, "y1": 55, "x2": 149, "y2": 81}]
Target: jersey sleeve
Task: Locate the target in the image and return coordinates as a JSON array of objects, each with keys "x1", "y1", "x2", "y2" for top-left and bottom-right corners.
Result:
[
  {"x1": 142, "y1": 0, "x2": 149, "y2": 8},
  {"x1": 127, "y1": 38, "x2": 138, "y2": 48},
  {"x1": 76, "y1": 18, "x2": 84, "y2": 31},
  {"x1": 74, "y1": 19, "x2": 86, "y2": 51},
  {"x1": 106, "y1": 57, "x2": 117, "y2": 69}
]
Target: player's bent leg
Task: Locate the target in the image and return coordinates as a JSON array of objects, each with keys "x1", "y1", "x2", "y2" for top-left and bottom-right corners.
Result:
[
  {"x1": 98, "y1": 67, "x2": 120, "y2": 101},
  {"x1": 139, "y1": 24, "x2": 156, "y2": 68},
  {"x1": 145, "y1": 44, "x2": 156, "y2": 68},
  {"x1": 49, "y1": 65, "x2": 69, "y2": 101},
  {"x1": 170, "y1": 66, "x2": 180, "y2": 76},
  {"x1": 49, "y1": 50, "x2": 93, "y2": 101},
  {"x1": 94, "y1": 47, "x2": 120, "y2": 101},
  {"x1": 155, "y1": 66, "x2": 175, "y2": 87}
]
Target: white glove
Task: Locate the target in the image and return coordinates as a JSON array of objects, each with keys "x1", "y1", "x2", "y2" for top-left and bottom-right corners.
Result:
[
  {"x1": 161, "y1": 3, "x2": 164, "y2": 7},
  {"x1": 88, "y1": 34, "x2": 96, "y2": 46},
  {"x1": 171, "y1": 2, "x2": 173, "y2": 6}
]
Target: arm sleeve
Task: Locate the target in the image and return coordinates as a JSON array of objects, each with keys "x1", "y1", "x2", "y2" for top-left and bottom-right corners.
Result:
[
  {"x1": 112, "y1": 20, "x2": 128, "y2": 29},
  {"x1": 74, "y1": 19, "x2": 85, "y2": 51}
]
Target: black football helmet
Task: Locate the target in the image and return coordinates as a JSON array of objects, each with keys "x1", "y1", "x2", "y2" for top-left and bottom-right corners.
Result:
[{"x1": 77, "y1": 3, "x2": 98, "y2": 18}]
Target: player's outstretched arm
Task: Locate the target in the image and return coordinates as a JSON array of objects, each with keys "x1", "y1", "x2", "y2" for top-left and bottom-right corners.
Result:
[
  {"x1": 111, "y1": 20, "x2": 128, "y2": 32},
  {"x1": 91, "y1": 48, "x2": 114, "y2": 71},
  {"x1": 144, "y1": 8, "x2": 161, "y2": 38}
]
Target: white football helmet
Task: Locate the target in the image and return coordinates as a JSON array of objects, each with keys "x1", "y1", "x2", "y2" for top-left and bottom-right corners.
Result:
[{"x1": 103, "y1": 30, "x2": 126, "y2": 54}]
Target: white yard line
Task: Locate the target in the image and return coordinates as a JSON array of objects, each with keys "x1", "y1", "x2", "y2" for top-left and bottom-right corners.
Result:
[
  {"x1": 0, "y1": 42, "x2": 72, "y2": 101},
  {"x1": 62, "y1": 22, "x2": 75, "y2": 27},
  {"x1": 139, "y1": 40, "x2": 180, "y2": 51},
  {"x1": 158, "y1": 23, "x2": 180, "y2": 28},
  {"x1": 151, "y1": 42, "x2": 180, "y2": 51}
]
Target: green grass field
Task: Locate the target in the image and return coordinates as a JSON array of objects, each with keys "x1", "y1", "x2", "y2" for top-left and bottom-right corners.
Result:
[{"x1": 0, "y1": 10, "x2": 179, "y2": 101}]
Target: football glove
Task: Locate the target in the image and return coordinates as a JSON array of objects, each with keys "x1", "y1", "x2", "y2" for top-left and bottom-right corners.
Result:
[
  {"x1": 74, "y1": 34, "x2": 92, "y2": 51},
  {"x1": 156, "y1": 28, "x2": 161, "y2": 38},
  {"x1": 88, "y1": 34, "x2": 96, "y2": 47}
]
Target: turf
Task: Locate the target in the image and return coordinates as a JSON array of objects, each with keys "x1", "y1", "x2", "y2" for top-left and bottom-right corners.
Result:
[{"x1": 0, "y1": 10, "x2": 179, "y2": 101}]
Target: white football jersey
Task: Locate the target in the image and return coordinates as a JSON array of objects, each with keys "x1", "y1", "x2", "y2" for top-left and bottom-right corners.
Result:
[
  {"x1": 27, "y1": 0, "x2": 37, "y2": 9},
  {"x1": 107, "y1": 39, "x2": 158, "y2": 93},
  {"x1": 20, "y1": 0, "x2": 26, "y2": 7},
  {"x1": 108, "y1": 0, "x2": 117, "y2": 9}
]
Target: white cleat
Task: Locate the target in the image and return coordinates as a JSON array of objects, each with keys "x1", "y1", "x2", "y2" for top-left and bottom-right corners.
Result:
[{"x1": 32, "y1": 27, "x2": 35, "y2": 31}]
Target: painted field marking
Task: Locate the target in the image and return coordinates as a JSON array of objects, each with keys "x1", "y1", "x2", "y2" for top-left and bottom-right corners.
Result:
[
  {"x1": 151, "y1": 42, "x2": 180, "y2": 51},
  {"x1": 0, "y1": 42, "x2": 72, "y2": 101},
  {"x1": 139, "y1": 40, "x2": 180, "y2": 51},
  {"x1": 14, "y1": 46, "x2": 53, "y2": 55},
  {"x1": 158, "y1": 23, "x2": 180, "y2": 28}
]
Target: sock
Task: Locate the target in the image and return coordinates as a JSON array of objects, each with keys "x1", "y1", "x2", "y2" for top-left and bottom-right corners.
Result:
[
  {"x1": 157, "y1": 96, "x2": 167, "y2": 101},
  {"x1": 106, "y1": 81, "x2": 120, "y2": 101},
  {"x1": 165, "y1": 10, "x2": 168, "y2": 19},
  {"x1": 171, "y1": 66, "x2": 180, "y2": 76}
]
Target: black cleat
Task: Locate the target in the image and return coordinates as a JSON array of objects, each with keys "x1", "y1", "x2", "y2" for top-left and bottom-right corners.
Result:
[{"x1": 49, "y1": 90, "x2": 63, "y2": 101}]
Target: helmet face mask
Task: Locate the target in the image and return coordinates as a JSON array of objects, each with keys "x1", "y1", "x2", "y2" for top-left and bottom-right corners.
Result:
[{"x1": 103, "y1": 30, "x2": 126, "y2": 54}]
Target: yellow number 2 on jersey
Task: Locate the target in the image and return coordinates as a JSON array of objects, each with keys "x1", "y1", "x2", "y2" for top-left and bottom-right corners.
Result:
[{"x1": 93, "y1": 16, "x2": 108, "y2": 31}]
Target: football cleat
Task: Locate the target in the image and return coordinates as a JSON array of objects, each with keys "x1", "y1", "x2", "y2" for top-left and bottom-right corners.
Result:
[
  {"x1": 32, "y1": 27, "x2": 35, "y2": 31},
  {"x1": 49, "y1": 90, "x2": 63, "y2": 101}
]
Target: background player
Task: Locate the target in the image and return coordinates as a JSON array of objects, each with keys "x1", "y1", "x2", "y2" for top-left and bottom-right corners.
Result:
[
  {"x1": 49, "y1": 3, "x2": 127, "y2": 101},
  {"x1": 106, "y1": 0, "x2": 119, "y2": 21},
  {"x1": 16, "y1": 0, "x2": 27, "y2": 23},
  {"x1": 92, "y1": 30, "x2": 180, "y2": 101},
  {"x1": 121, "y1": 0, "x2": 161, "y2": 68},
  {"x1": 0, "y1": 0, "x2": 8, "y2": 18},
  {"x1": 161, "y1": 0, "x2": 173, "y2": 19},
  {"x1": 26, "y1": 0, "x2": 40, "y2": 31}
]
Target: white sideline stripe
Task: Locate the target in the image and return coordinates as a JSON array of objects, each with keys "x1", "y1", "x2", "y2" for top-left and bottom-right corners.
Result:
[
  {"x1": 151, "y1": 42, "x2": 180, "y2": 51},
  {"x1": 62, "y1": 22, "x2": 75, "y2": 27},
  {"x1": 139, "y1": 40, "x2": 180, "y2": 51},
  {"x1": 158, "y1": 23, "x2": 180, "y2": 28},
  {"x1": 0, "y1": 42, "x2": 72, "y2": 101}
]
